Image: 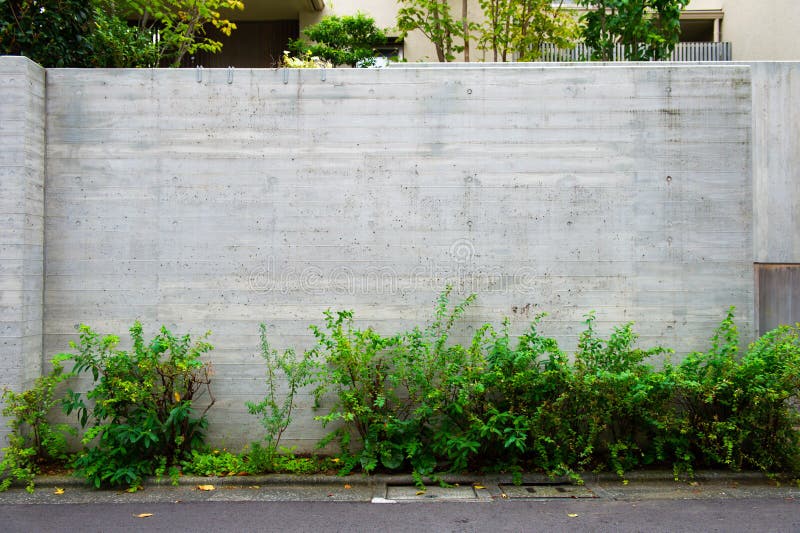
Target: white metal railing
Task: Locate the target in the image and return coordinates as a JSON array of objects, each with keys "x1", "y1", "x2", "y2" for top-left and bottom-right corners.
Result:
[{"x1": 538, "y1": 41, "x2": 732, "y2": 62}]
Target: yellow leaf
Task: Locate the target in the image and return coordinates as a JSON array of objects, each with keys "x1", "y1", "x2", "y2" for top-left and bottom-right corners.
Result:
[
  {"x1": 173, "y1": 391, "x2": 181, "y2": 403},
  {"x1": 415, "y1": 490, "x2": 426, "y2": 496},
  {"x1": 197, "y1": 484, "x2": 215, "y2": 491},
  {"x1": 568, "y1": 513, "x2": 579, "y2": 518},
  {"x1": 343, "y1": 484, "x2": 352, "y2": 489},
  {"x1": 135, "y1": 513, "x2": 153, "y2": 518},
  {"x1": 473, "y1": 484, "x2": 485, "y2": 490},
  {"x1": 53, "y1": 487, "x2": 64, "y2": 495}
]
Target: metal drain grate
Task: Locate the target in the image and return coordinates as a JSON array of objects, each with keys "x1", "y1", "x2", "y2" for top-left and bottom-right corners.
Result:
[
  {"x1": 382, "y1": 484, "x2": 491, "y2": 502},
  {"x1": 499, "y1": 483, "x2": 595, "y2": 499}
]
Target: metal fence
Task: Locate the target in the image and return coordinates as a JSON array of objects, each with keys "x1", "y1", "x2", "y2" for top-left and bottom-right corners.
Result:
[{"x1": 538, "y1": 41, "x2": 732, "y2": 62}]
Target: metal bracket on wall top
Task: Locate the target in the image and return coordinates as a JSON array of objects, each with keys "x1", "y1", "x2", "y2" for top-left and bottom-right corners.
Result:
[
  {"x1": 227, "y1": 66, "x2": 234, "y2": 85},
  {"x1": 196, "y1": 65, "x2": 204, "y2": 83}
]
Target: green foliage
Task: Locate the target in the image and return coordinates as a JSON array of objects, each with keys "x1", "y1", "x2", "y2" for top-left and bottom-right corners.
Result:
[
  {"x1": 181, "y1": 449, "x2": 246, "y2": 477},
  {"x1": 57, "y1": 322, "x2": 215, "y2": 489},
  {"x1": 577, "y1": 0, "x2": 690, "y2": 61},
  {"x1": 303, "y1": 292, "x2": 800, "y2": 480},
  {"x1": 664, "y1": 310, "x2": 800, "y2": 477},
  {"x1": 89, "y1": 1, "x2": 158, "y2": 67},
  {"x1": 477, "y1": 0, "x2": 578, "y2": 61},
  {"x1": 247, "y1": 323, "x2": 315, "y2": 468},
  {"x1": 397, "y1": 0, "x2": 464, "y2": 62},
  {"x1": 289, "y1": 13, "x2": 387, "y2": 67},
  {"x1": 0, "y1": 0, "x2": 95, "y2": 67},
  {"x1": 181, "y1": 445, "x2": 337, "y2": 476},
  {"x1": 1, "y1": 0, "x2": 243, "y2": 68},
  {"x1": 114, "y1": 0, "x2": 244, "y2": 67},
  {"x1": 0, "y1": 361, "x2": 74, "y2": 492},
  {"x1": 310, "y1": 308, "x2": 404, "y2": 474}
]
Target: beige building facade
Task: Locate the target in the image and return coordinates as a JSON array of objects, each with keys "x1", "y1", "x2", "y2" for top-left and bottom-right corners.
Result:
[{"x1": 210, "y1": 0, "x2": 799, "y2": 66}]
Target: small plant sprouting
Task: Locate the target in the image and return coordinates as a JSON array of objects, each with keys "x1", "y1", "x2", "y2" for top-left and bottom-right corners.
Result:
[{"x1": 246, "y1": 324, "x2": 316, "y2": 469}]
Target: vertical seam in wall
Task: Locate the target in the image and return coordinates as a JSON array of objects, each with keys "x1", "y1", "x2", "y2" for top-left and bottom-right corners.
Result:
[{"x1": 39, "y1": 65, "x2": 48, "y2": 375}]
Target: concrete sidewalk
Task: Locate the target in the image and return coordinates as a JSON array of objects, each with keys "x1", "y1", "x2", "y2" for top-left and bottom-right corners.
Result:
[{"x1": 0, "y1": 471, "x2": 797, "y2": 505}]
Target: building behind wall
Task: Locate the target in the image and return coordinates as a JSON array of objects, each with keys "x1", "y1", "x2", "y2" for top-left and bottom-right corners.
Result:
[{"x1": 201, "y1": 0, "x2": 800, "y2": 66}]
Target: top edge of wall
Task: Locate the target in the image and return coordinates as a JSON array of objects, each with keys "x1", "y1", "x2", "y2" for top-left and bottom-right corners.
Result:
[{"x1": 0, "y1": 55, "x2": 46, "y2": 72}]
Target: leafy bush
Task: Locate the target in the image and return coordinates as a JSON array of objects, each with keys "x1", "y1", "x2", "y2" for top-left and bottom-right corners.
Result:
[
  {"x1": 664, "y1": 310, "x2": 800, "y2": 477},
  {"x1": 0, "y1": 360, "x2": 73, "y2": 492},
  {"x1": 89, "y1": 3, "x2": 159, "y2": 67},
  {"x1": 296, "y1": 292, "x2": 800, "y2": 481},
  {"x1": 57, "y1": 322, "x2": 214, "y2": 489},
  {"x1": 289, "y1": 13, "x2": 388, "y2": 67},
  {"x1": 0, "y1": 0, "x2": 96, "y2": 67}
]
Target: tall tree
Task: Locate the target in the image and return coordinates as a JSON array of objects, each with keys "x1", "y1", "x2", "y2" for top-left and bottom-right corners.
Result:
[
  {"x1": 477, "y1": 0, "x2": 578, "y2": 62},
  {"x1": 577, "y1": 0, "x2": 690, "y2": 61},
  {"x1": 397, "y1": 0, "x2": 464, "y2": 62}
]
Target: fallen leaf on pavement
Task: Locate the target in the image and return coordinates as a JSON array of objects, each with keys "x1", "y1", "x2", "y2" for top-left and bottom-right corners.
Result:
[
  {"x1": 53, "y1": 487, "x2": 64, "y2": 495},
  {"x1": 248, "y1": 485, "x2": 260, "y2": 489},
  {"x1": 567, "y1": 513, "x2": 579, "y2": 518},
  {"x1": 134, "y1": 513, "x2": 153, "y2": 518},
  {"x1": 473, "y1": 484, "x2": 485, "y2": 490},
  {"x1": 344, "y1": 484, "x2": 352, "y2": 489},
  {"x1": 197, "y1": 484, "x2": 215, "y2": 491},
  {"x1": 416, "y1": 490, "x2": 426, "y2": 496}
]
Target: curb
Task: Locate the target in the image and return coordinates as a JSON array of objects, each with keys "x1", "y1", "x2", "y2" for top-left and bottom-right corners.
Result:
[{"x1": 27, "y1": 469, "x2": 782, "y2": 489}]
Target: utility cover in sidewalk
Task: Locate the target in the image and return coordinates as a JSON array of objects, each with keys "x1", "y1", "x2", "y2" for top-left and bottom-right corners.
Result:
[
  {"x1": 499, "y1": 483, "x2": 595, "y2": 499},
  {"x1": 385, "y1": 484, "x2": 490, "y2": 501}
]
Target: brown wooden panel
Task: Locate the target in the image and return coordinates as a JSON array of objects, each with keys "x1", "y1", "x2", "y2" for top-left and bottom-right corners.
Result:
[
  {"x1": 756, "y1": 264, "x2": 800, "y2": 335},
  {"x1": 187, "y1": 20, "x2": 299, "y2": 68}
]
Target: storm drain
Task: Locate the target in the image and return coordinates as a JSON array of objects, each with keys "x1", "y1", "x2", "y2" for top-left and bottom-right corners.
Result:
[
  {"x1": 499, "y1": 483, "x2": 596, "y2": 499},
  {"x1": 377, "y1": 484, "x2": 491, "y2": 503}
]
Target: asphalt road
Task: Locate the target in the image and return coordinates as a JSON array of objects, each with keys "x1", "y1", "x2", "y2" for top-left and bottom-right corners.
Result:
[{"x1": 2, "y1": 498, "x2": 799, "y2": 533}]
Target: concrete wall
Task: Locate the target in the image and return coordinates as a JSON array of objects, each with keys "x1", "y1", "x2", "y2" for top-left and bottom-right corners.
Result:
[
  {"x1": 0, "y1": 57, "x2": 46, "y2": 446},
  {"x1": 752, "y1": 62, "x2": 800, "y2": 262},
  {"x1": 37, "y1": 64, "x2": 753, "y2": 450}
]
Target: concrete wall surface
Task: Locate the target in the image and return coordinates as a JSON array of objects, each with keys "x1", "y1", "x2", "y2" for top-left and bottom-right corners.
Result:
[
  {"x1": 0, "y1": 57, "x2": 46, "y2": 446},
  {"x1": 752, "y1": 62, "x2": 800, "y2": 262},
  {"x1": 33, "y1": 64, "x2": 753, "y2": 450}
]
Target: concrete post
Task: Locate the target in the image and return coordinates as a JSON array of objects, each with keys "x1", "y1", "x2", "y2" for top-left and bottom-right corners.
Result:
[{"x1": 0, "y1": 56, "x2": 46, "y2": 446}]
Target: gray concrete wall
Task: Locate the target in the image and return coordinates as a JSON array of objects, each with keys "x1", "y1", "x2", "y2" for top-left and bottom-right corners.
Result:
[
  {"x1": 752, "y1": 62, "x2": 800, "y2": 263},
  {"x1": 39, "y1": 65, "x2": 753, "y2": 450},
  {"x1": 0, "y1": 57, "x2": 46, "y2": 446}
]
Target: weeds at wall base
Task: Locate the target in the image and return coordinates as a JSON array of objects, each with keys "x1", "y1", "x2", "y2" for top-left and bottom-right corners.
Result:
[{"x1": 1, "y1": 288, "x2": 798, "y2": 491}]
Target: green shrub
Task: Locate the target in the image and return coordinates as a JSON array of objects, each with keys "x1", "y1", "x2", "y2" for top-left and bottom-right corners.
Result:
[
  {"x1": 288, "y1": 12, "x2": 388, "y2": 67},
  {"x1": 666, "y1": 310, "x2": 800, "y2": 477},
  {"x1": 57, "y1": 322, "x2": 214, "y2": 489},
  {"x1": 246, "y1": 324, "x2": 315, "y2": 470},
  {"x1": 0, "y1": 360, "x2": 74, "y2": 492},
  {"x1": 310, "y1": 308, "x2": 404, "y2": 474}
]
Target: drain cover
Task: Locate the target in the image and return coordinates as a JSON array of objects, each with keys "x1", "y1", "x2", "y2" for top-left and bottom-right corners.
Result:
[
  {"x1": 385, "y1": 484, "x2": 487, "y2": 501},
  {"x1": 499, "y1": 483, "x2": 595, "y2": 499}
]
